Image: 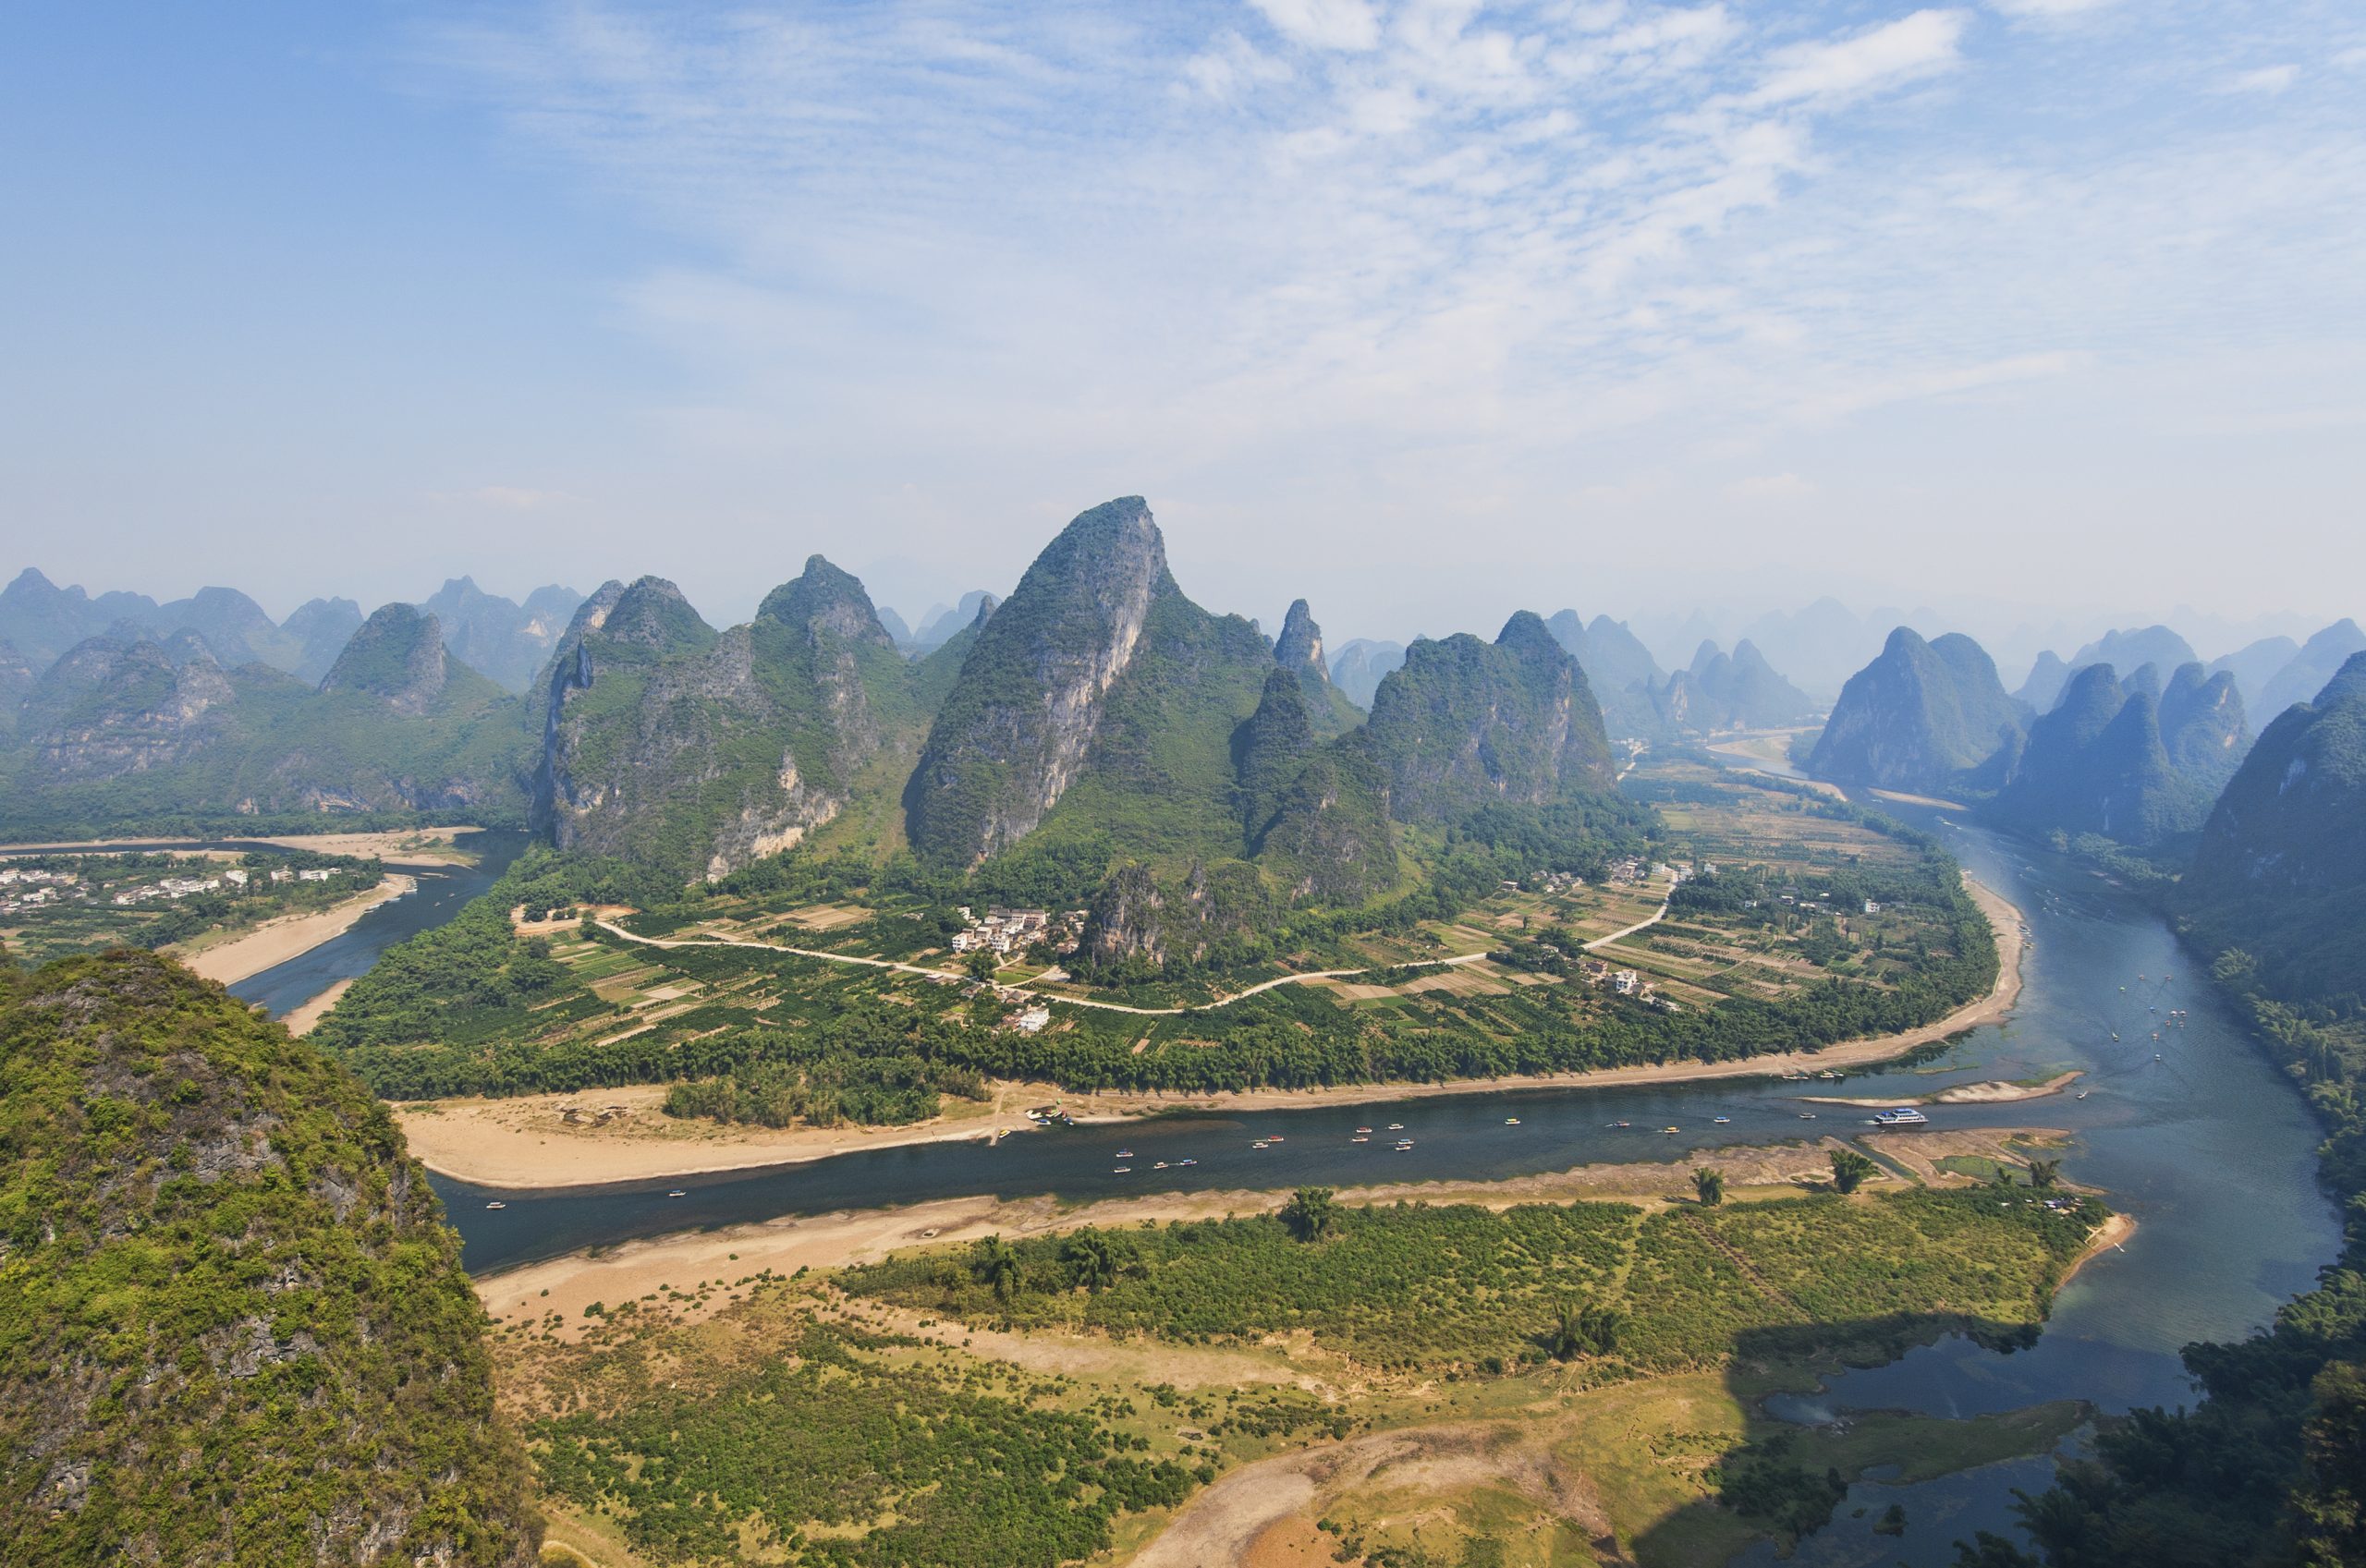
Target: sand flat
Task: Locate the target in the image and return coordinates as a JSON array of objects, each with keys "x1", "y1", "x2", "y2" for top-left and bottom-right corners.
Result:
[{"x1": 174, "y1": 873, "x2": 416, "y2": 984}]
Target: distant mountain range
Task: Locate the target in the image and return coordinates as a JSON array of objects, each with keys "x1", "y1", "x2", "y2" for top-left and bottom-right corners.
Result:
[
  {"x1": 2013, "y1": 619, "x2": 2362, "y2": 724},
  {"x1": 1805, "y1": 624, "x2": 2257, "y2": 847},
  {"x1": 0, "y1": 566, "x2": 583, "y2": 695},
  {"x1": 1541, "y1": 613, "x2": 1819, "y2": 738}
]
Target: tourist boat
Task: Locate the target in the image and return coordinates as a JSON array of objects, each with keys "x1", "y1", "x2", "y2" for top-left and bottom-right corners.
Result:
[
  {"x1": 1394, "y1": 1139, "x2": 1415, "y2": 1149},
  {"x1": 1608, "y1": 1120, "x2": 1630, "y2": 1129},
  {"x1": 1504, "y1": 1117, "x2": 1521, "y2": 1126},
  {"x1": 1178, "y1": 1159, "x2": 1198, "y2": 1167},
  {"x1": 1267, "y1": 1136, "x2": 1285, "y2": 1143},
  {"x1": 1153, "y1": 1161, "x2": 1169, "y2": 1170},
  {"x1": 1115, "y1": 1167, "x2": 1131, "y2": 1174},
  {"x1": 1713, "y1": 1116, "x2": 1732, "y2": 1124},
  {"x1": 1662, "y1": 1126, "x2": 1679, "y2": 1135},
  {"x1": 1356, "y1": 1126, "x2": 1372, "y2": 1134},
  {"x1": 1819, "y1": 1070, "x2": 1842, "y2": 1080},
  {"x1": 1116, "y1": 1149, "x2": 1133, "y2": 1159},
  {"x1": 2077, "y1": 1090, "x2": 2090, "y2": 1100},
  {"x1": 666, "y1": 1190, "x2": 687, "y2": 1198},
  {"x1": 1251, "y1": 1140, "x2": 1269, "y2": 1149},
  {"x1": 1387, "y1": 1123, "x2": 1405, "y2": 1131},
  {"x1": 1351, "y1": 1136, "x2": 1369, "y2": 1144},
  {"x1": 483, "y1": 1201, "x2": 506, "y2": 1210},
  {"x1": 1799, "y1": 1112, "x2": 1818, "y2": 1121},
  {"x1": 1871, "y1": 1107, "x2": 1929, "y2": 1127}
]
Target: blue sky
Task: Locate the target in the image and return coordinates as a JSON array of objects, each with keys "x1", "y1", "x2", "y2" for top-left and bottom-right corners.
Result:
[{"x1": 4, "y1": 0, "x2": 2361, "y2": 653}]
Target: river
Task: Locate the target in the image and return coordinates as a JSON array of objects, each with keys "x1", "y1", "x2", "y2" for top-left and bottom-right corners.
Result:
[{"x1": 409, "y1": 812, "x2": 2334, "y2": 1565}]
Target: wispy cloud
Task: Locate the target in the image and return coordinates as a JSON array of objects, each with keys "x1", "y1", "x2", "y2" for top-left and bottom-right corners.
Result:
[{"x1": 404, "y1": 0, "x2": 2366, "y2": 627}]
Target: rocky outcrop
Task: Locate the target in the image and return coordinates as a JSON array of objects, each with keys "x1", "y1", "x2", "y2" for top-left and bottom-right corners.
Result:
[
  {"x1": 1361, "y1": 611, "x2": 1616, "y2": 823},
  {"x1": 2016, "y1": 650, "x2": 2072, "y2": 713},
  {"x1": 1080, "y1": 857, "x2": 1275, "y2": 969},
  {"x1": 1256, "y1": 734, "x2": 1398, "y2": 904},
  {"x1": 1804, "y1": 628, "x2": 2026, "y2": 796},
  {"x1": 1233, "y1": 669, "x2": 1319, "y2": 845},
  {"x1": 2255, "y1": 619, "x2": 2366, "y2": 722},
  {"x1": 905, "y1": 497, "x2": 1176, "y2": 866}
]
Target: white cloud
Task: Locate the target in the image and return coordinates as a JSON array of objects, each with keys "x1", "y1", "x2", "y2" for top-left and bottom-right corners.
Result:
[
  {"x1": 1750, "y1": 10, "x2": 1970, "y2": 107},
  {"x1": 1250, "y1": 0, "x2": 1382, "y2": 52},
  {"x1": 1989, "y1": 0, "x2": 2120, "y2": 18},
  {"x1": 2221, "y1": 64, "x2": 2299, "y2": 95}
]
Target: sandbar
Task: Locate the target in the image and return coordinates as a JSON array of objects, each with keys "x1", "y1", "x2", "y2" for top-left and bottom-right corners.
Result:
[{"x1": 175, "y1": 873, "x2": 415, "y2": 985}]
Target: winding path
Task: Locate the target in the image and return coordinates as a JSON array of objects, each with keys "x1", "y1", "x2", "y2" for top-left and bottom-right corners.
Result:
[{"x1": 591, "y1": 873, "x2": 1677, "y2": 1020}]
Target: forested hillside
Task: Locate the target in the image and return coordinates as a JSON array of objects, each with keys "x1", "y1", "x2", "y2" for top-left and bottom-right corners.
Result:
[{"x1": 0, "y1": 949, "x2": 539, "y2": 1565}]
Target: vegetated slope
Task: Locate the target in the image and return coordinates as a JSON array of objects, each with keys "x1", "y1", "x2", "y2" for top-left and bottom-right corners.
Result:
[
  {"x1": 0, "y1": 605, "x2": 531, "y2": 833},
  {"x1": 2065, "y1": 624, "x2": 2199, "y2": 682},
  {"x1": 2015, "y1": 650, "x2": 2073, "y2": 713},
  {"x1": 2179, "y1": 652, "x2": 2366, "y2": 1003},
  {"x1": 535, "y1": 560, "x2": 956, "y2": 884},
  {"x1": 0, "y1": 949, "x2": 539, "y2": 1565},
  {"x1": 1804, "y1": 627, "x2": 2026, "y2": 796},
  {"x1": 1985, "y1": 662, "x2": 2250, "y2": 845},
  {"x1": 904, "y1": 496, "x2": 1279, "y2": 870},
  {"x1": 1362, "y1": 611, "x2": 1616, "y2": 821}
]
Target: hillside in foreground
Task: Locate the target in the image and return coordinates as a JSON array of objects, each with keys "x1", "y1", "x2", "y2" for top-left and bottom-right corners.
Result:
[{"x1": 0, "y1": 949, "x2": 539, "y2": 1565}]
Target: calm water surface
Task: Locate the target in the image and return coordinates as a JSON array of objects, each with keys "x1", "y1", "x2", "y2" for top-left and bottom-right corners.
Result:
[{"x1": 426, "y1": 807, "x2": 2337, "y2": 1564}]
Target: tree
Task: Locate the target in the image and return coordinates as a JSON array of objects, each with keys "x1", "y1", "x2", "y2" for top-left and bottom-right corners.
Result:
[
  {"x1": 1694, "y1": 1168, "x2": 1726, "y2": 1207},
  {"x1": 1280, "y1": 1186, "x2": 1341, "y2": 1243},
  {"x1": 965, "y1": 949, "x2": 1001, "y2": 981},
  {"x1": 1829, "y1": 1149, "x2": 1879, "y2": 1195},
  {"x1": 1060, "y1": 1232, "x2": 1122, "y2": 1294},
  {"x1": 970, "y1": 1235, "x2": 1022, "y2": 1301},
  {"x1": 2027, "y1": 1158, "x2": 2062, "y2": 1190},
  {"x1": 1546, "y1": 1299, "x2": 1626, "y2": 1361}
]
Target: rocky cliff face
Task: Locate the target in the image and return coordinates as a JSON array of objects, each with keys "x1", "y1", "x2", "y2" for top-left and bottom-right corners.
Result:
[
  {"x1": 319, "y1": 604, "x2": 453, "y2": 716},
  {"x1": 20, "y1": 635, "x2": 238, "y2": 781},
  {"x1": 1361, "y1": 611, "x2": 1615, "y2": 823},
  {"x1": 905, "y1": 496, "x2": 1176, "y2": 866},
  {"x1": 1080, "y1": 857, "x2": 1275, "y2": 969},
  {"x1": 1804, "y1": 627, "x2": 2026, "y2": 795},
  {"x1": 1255, "y1": 734, "x2": 1399, "y2": 903},
  {"x1": 1233, "y1": 668, "x2": 1319, "y2": 845},
  {"x1": 536, "y1": 563, "x2": 927, "y2": 881},
  {"x1": 1545, "y1": 611, "x2": 1666, "y2": 738}
]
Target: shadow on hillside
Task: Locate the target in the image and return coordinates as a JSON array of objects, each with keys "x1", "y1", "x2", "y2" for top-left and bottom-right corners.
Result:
[{"x1": 1627, "y1": 1314, "x2": 2062, "y2": 1568}]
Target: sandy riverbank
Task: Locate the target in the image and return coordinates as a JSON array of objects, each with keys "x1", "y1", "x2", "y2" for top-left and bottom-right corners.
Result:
[
  {"x1": 174, "y1": 874, "x2": 416, "y2": 985},
  {"x1": 3, "y1": 825, "x2": 480, "y2": 869},
  {"x1": 416, "y1": 872, "x2": 2028, "y2": 1192},
  {"x1": 282, "y1": 978, "x2": 353, "y2": 1036},
  {"x1": 473, "y1": 1124, "x2": 2059, "y2": 1331}
]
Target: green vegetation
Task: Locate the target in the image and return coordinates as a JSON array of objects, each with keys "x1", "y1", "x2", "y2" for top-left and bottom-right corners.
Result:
[
  {"x1": 1805, "y1": 626, "x2": 2023, "y2": 796},
  {"x1": 1829, "y1": 1149, "x2": 1879, "y2": 1194},
  {"x1": 842, "y1": 1188, "x2": 2105, "y2": 1376},
  {"x1": 662, "y1": 1051, "x2": 986, "y2": 1129},
  {"x1": 0, "y1": 949, "x2": 538, "y2": 1564},
  {"x1": 518, "y1": 1295, "x2": 1195, "y2": 1567}
]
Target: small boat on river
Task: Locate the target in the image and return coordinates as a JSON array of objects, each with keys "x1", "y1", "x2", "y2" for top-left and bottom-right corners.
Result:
[
  {"x1": 484, "y1": 1201, "x2": 506, "y2": 1210},
  {"x1": 1713, "y1": 1116, "x2": 1732, "y2": 1124},
  {"x1": 666, "y1": 1190, "x2": 687, "y2": 1198},
  {"x1": 1871, "y1": 1107, "x2": 1929, "y2": 1127}
]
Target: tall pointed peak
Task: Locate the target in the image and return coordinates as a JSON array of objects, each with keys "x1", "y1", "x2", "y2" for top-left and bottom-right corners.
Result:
[{"x1": 1274, "y1": 599, "x2": 1329, "y2": 683}]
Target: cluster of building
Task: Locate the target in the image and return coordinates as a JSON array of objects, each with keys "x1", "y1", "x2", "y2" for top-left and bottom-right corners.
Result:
[
  {"x1": 949, "y1": 906, "x2": 1088, "y2": 958},
  {"x1": 0, "y1": 866, "x2": 84, "y2": 912},
  {"x1": 108, "y1": 864, "x2": 333, "y2": 906},
  {"x1": 1577, "y1": 958, "x2": 1679, "y2": 1011}
]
